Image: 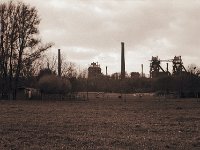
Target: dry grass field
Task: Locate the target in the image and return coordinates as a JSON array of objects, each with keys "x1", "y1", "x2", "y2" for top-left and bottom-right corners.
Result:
[{"x1": 0, "y1": 95, "x2": 200, "y2": 149}]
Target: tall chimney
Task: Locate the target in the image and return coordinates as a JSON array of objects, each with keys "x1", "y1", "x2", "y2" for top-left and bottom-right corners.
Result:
[
  {"x1": 58, "y1": 49, "x2": 61, "y2": 77},
  {"x1": 121, "y1": 42, "x2": 125, "y2": 79},
  {"x1": 167, "y1": 63, "x2": 169, "y2": 74},
  {"x1": 141, "y1": 64, "x2": 143, "y2": 77},
  {"x1": 106, "y1": 66, "x2": 108, "y2": 76}
]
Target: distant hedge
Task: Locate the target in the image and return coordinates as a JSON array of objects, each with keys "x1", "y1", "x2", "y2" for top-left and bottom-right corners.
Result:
[{"x1": 39, "y1": 75, "x2": 71, "y2": 94}]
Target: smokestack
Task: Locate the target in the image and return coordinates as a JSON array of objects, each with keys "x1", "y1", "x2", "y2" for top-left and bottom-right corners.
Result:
[
  {"x1": 58, "y1": 49, "x2": 61, "y2": 77},
  {"x1": 141, "y1": 64, "x2": 143, "y2": 77},
  {"x1": 167, "y1": 63, "x2": 169, "y2": 72},
  {"x1": 121, "y1": 42, "x2": 125, "y2": 79},
  {"x1": 106, "y1": 66, "x2": 108, "y2": 76},
  {"x1": 167, "y1": 63, "x2": 169, "y2": 76}
]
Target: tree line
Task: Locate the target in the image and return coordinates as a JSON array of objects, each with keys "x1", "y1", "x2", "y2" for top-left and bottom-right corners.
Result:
[{"x1": 74, "y1": 72, "x2": 200, "y2": 98}]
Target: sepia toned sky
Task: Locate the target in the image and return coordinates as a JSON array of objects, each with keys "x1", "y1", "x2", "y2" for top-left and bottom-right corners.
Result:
[{"x1": 6, "y1": 0, "x2": 200, "y2": 76}]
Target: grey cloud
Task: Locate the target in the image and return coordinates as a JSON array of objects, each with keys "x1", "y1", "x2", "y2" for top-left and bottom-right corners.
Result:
[{"x1": 5, "y1": 0, "x2": 200, "y2": 74}]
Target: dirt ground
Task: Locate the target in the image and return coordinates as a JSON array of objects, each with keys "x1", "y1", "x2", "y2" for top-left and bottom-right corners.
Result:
[{"x1": 0, "y1": 95, "x2": 200, "y2": 150}]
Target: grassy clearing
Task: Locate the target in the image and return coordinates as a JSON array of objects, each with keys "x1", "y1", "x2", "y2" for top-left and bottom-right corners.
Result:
[{"x1": 0, "y1": 97, "x2": 200, "y2": 149}]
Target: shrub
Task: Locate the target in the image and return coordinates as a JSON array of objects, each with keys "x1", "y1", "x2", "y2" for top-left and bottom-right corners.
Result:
[
  {"x1": 38, "y1": 75, "x2": 71, "y2": 94},
  {"x1": 38, "y1": 68, "x2": 56, "y2": 79}
]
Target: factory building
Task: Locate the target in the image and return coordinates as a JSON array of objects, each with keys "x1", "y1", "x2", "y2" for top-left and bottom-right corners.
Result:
[
  {"x1": 88, "y1": 62, "x2": 102, "y2": 78},
  {"x1": 131, "y1": 72, "x2": 140, "y2": 79}
]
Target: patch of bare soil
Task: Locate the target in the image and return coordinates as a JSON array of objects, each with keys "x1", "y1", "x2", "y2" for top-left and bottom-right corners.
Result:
[{"x1": 0, "y1": 98, "x2": 200, "y2": 149}]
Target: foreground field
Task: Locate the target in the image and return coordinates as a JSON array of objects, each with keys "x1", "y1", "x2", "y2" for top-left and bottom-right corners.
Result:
[{"x1": 0, "y1": 96, "x2": 200, "y2": 149}]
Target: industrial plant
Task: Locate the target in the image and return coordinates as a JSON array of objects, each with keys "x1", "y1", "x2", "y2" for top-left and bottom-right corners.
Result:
[
  {"x1": 87, "y1": 42, "x2": 190, "y2": 80},
  {"x1": 150, "y1": 56, "x2": 187, "y2": 78},
  {"x1": 88, "y1": 62, "x2": 102, "y2": 78}
]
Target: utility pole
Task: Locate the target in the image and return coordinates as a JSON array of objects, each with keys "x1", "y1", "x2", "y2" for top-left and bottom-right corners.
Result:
[{"x1": 86, "y1": 77, "x2": 89, "y2": 100}]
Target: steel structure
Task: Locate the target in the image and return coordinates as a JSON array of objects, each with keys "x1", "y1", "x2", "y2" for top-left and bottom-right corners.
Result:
[
  {"x1": 172, "y1": 56, "x2": 187, "y2": 75},
  {"x1": 150, "y1": 56, "x2": 187, "y2": 78},
  {"x1": 150, "y1": 56, "x2": 167, "y2": 78}
]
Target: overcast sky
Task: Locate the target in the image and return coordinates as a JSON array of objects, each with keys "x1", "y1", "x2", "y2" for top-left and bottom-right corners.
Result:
[{"x1": 8, "y1": 0, "x2": 200, "y2": 75}]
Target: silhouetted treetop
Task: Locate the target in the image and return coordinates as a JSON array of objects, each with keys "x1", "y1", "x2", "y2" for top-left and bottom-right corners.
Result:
[{"x1": 0, "y1": 1, "x2": 52, "y2": 99}]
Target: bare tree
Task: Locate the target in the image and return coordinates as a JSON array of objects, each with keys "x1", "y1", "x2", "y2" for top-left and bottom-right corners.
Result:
[
  {"x1": 77, "y1": 68, "x2": 87, "y2": 79},
  {"x1": 188, "y1": 64, "x2": 200, "y2": 75},
  {"x1": 0, "y1": 1, "x2": 52, "y2": 99},
  {"x1": 62, "y1": 62, "x2": 78, "y2": 78}
]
